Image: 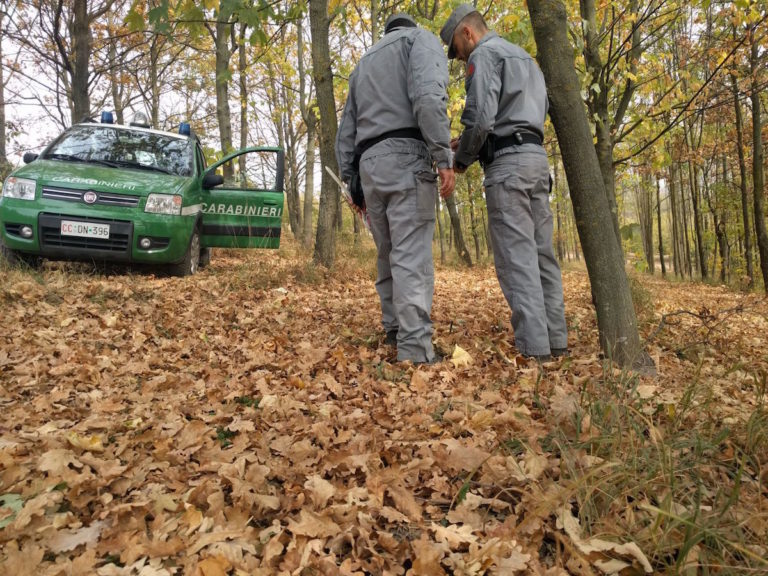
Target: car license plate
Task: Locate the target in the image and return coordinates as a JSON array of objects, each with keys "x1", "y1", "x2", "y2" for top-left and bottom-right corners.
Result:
[{"x1": 60, "y1": 220, "x2": 110, "y2": 239}]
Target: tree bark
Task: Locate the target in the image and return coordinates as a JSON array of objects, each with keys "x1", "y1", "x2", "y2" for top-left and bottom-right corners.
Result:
[
  {"x1": 297, "y1": 19, "x2": 316, "y2": 248},
  {"x1": 750, "y1": 29, "x2": 768, "y2": 291},
  {"x1": 310, "y1": 0, "x2": 340, "y2": 267},
  {"x1": 303, "y1": 114, "x2": 317, "y2": 247},
  {"x1": 0, "y1": 8, "x2": 7, "y2": 173},
  {"x1": 214, "y1": 18, "x2": 234, "y2": 178},
  {"x1": 443, "y1": 194, "x2": 472, "y2": 266},
  {"x1": 468, "y1": 184, "x2": 481, "y2": 262},
  {"x1": 436, "y1": 194, "x2": 445, "y2": 265},
  {"x1": 71, "y1": 0, "x2": 91, "y2": 123},
  {"x1": 731, "y1": 71, "x2": 753, "y2": 288},
  {"x1": 238, "y1": 24, "x2": 248, "y2": 177},
  {"x1": 528, "y1": 0, "x2": 653, "y2": 371},
  {"x1": 656, "y1": 176, "x2": 666, "y2": 276}
]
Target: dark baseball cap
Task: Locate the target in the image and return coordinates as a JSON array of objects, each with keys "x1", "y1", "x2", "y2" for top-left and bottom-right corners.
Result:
[
  {"x1": 384, "y1": 13, "x2": 417, "y2": 34},
  {"x1": 440, "y1": 4, "x2": 478, "y2": 59}
]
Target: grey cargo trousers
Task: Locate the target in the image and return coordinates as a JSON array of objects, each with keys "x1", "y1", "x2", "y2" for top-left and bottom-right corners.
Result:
[
  {"x1": 359, "y1": 139, "x2": 437, "y2": 363},
  {"x1": 484, "y1": 149, "x2": 568, "y2": 356}
]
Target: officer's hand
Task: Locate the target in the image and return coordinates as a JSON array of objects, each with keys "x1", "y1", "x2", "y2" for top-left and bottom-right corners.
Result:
[
  {"x1": 438, "y1": 167, "x2": 455, "y2": 199},
  {"x1": 450, "y1": 137, "x2": 460, "y2": 152}
]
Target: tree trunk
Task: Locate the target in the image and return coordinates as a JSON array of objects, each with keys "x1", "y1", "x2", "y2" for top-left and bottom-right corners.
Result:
[
  {"x1": 71, "y1": 0, "x2": 91, "y2": 123},
  {"x1": 678, "y1": 166, "x2": 693, "y2": 277},
  {"x1": 579, "y1": 0, "x2": 625, "y2": 252},
  {"x1": 732, "y1": 71, "x2": 753, "y2": 288},
  {"x1": 0, "y1": 9, "x2": 7, "y2": 173},
  {"x1": 238, "y1": 24, "x2": 248, "y2": 177},
  {"x1": 303, "y1": 113, "x2": 317, "y2": 247},
  {"x1": 297, "y1": 19, "x2": 316, "y2": 248},
  {"x1": 107, "y1": 14, "x2": 125, "y2": 125},
  {"x1": 310, "y1": 0, "x2": 341, "y2": 267},
  {"x1": 656, "y1": 176, "x2": 666, "y2": 277},
  {"x1": 688, "y1": 160, "x2": 707, "y2": 279},
  {"x1": 436, "y1": 194, "x2": 445, "y2": 264},
  {"x1": 468, "y1": 184, "x2": 481, "y2": 261},
  {"x1": 443, "y1": 194, "x2": 472, "y2": 266},
  {"x1": 750, "y1": 30, "x2": 768, "y2": 291},
  {"x1": 215, "y1": 18, "x2": 234, "y2": 178},
  {"x1": 528, "y1": 0, "x2": 653, "y2": 372}
]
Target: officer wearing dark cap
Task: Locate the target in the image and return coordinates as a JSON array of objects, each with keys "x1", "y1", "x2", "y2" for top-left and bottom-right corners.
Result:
[
  {"x1": 440, "y1": 4, "x2": 568, "y2": 360},
  {"x1": 336, "y1": 13, "x2": 455, "y2": 364}
]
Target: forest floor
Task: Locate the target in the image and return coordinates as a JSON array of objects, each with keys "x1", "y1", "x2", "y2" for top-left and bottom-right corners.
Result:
[{"x1": 1, "y1": 238, "x2": 767, "y2": 575}]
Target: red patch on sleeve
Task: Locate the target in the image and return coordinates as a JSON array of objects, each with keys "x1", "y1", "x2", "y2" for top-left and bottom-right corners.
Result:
[{"x1": 467, "y1": 63, "x2": 475, "y2": 77}]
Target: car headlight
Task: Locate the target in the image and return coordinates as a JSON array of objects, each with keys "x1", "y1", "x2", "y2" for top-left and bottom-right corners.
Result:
[
  {"x1": 2, "y1": 177, "x2": 36, "y2": 200},
  {"x1": 145, "y1": 194, "x2": 182, "y2": 215}
]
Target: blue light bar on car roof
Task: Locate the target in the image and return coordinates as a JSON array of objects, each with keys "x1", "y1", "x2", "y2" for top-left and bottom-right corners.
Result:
[
  {"x1": 101, "y1": 111, "x2": 114, "y2": 124},
  {"x1": 179, "y1": 123, "x2": 191, "y2": 136}
]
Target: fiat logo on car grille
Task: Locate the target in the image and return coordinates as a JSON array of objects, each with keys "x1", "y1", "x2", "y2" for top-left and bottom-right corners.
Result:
[{"x1": 83, "y1": 191, "x2": 98, "y2": 204}]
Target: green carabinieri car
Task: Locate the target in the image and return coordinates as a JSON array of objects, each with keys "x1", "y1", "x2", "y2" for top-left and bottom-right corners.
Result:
[{"x1": 0, "y1": 113, "x2": 285, "y2": 276}]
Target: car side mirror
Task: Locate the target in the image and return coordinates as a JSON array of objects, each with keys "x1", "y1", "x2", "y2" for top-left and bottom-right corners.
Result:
[
  {"x1": 23, "y1": 153, "x2": 38, "y2": 164},
  {"x1": 202, "y1": 172, "x2": 224, "y2": 189}
]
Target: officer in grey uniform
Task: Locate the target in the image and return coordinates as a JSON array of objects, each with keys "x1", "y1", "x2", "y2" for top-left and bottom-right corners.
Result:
[
  {"x1": 336, "y1": 13, "x2": 455, "y2": 364},
  {"x1": 440, "y1": 5, "x2": 568, "y2": 359}
]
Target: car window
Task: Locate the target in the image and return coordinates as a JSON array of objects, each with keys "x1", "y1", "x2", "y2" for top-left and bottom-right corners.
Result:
[
  {"x1": 44, "y1": 125, "x2": 194, "y2": 177},
  {"x1": 215, "y1": 150, "x2": 280, "y2": 191}
]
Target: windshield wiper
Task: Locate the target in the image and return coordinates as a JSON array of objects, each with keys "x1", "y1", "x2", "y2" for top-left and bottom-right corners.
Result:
[
  {"x1": 111, "y1": 160, "x2": 175, "y2": 175},
  {"x1": 45, "y1": 153, "x2": 121, "y2": 169},
  {"x1": 45, "y1": 153, "x2": 89, "y2": 163}
]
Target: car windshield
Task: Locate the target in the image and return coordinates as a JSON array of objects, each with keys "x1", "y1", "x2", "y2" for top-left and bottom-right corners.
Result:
[{"x1": 43, "y1": 125, "x2": 194, "y2": 177}]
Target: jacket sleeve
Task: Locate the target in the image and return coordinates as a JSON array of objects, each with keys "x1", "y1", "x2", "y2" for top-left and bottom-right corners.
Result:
[
  {"x1": 407, "y1": 31, "x2": 452, "y2": 169},
  {"x1": 335, "y1": 78, "x2": 358, "y2": 182},
  {"x1": 455, "y1": 50, "x2": 501, "y2": 168}
]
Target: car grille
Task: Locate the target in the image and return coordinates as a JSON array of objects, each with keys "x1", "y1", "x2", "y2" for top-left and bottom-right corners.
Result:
[
  {"x1": 39, "y1": 213, "x2": 132, "y2": 254},
  {"x1": 42, "y1": 186, "x2": 140, "y2": 208}
]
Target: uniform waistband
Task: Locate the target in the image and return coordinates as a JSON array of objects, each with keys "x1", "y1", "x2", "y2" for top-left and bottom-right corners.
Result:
[{"x1": 356, "y1": 128, "x2": 425, "y2": 158}]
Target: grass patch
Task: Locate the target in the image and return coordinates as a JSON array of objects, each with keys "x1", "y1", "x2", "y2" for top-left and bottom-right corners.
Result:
[{"x1": 544, "y1": 371, "x2": 768, "y2": 573}]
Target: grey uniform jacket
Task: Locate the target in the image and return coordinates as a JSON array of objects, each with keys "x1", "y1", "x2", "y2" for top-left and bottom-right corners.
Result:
[
  {"x1": 454, "y1": 32, "x2": 548, "y2": 169},
  {"x1": 336, "y1": 26, "x2": 452, "y2": 182}
]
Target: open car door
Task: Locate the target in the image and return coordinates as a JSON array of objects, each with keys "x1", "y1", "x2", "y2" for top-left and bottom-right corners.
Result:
[{"x1": 201, "y1": 147, "x2": 284, "y2": 249}]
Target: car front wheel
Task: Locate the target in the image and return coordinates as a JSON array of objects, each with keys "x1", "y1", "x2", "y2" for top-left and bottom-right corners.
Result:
[{"x1": 168, "y1": 228, "x2": 200, "y2": 277}]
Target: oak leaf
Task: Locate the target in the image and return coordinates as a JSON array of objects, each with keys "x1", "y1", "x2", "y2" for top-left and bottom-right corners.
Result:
[{"x1": 287, "y1": 509, "x2": 342, "y2": 538}]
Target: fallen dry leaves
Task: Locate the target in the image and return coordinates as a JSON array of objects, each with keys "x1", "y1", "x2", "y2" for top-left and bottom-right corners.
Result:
[{"x1": 1, "y1": 243, "x2": 767, "y2": 575}]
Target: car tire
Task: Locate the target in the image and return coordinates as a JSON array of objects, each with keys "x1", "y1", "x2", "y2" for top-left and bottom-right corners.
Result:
[
  {"x1": 168, "y1": 227, "x2": 200, "y2": 277},
  {"x1": 0, "y1": 241, "x2": 41, "y2": 269},
  {"x1": 199, "y1": 247, "x2": 211, "y2": 269}
]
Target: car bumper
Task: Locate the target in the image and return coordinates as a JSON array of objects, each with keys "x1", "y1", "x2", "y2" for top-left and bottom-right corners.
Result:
[{"x1": 0, "y1": 200, "x2": 195, "y2": 264}]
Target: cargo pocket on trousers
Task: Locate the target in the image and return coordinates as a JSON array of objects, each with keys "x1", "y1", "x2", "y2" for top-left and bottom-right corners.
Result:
[{"x1": 415, "y1": 170, "x2": 437, "y2": 221}]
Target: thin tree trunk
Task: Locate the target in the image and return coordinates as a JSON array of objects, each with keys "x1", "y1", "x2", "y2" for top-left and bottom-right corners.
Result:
[
  {"x1": 687, "y1": 158, "x2": 708, "y2": 279},
  {"x1": 0, "y1": 8, "x2": 7, "y2": 172},
  {"x1": 528, "y1": 0, "x2": 654, "y2": 371},
  {"x1": 656, "y1": 175, "x2": 666, "y2": 277},
  {"x1": 215, "y1": 18, "x2": 234, "y2": 178},
  {"x1": 468, "y1": 184, "x2": 481, "y2": 262},
  {"x1": 107, "y1": 14, "x2": 125, "y2": 125},
  {"x1": 482, "y1": 208, "x2": 492, "y2": 258},
  {"x1": 238, "y1": 24, "x2": 248, "y2": 175},
  {"x1": 303, "y1": 114, "x2": 317, "y2": 247},
  {"x1": 436, "y1": 193, "x2": 445, "y2": 264},
  {"x1": 297, "y1": 19, "x2": 316, "y2": 248},
  {"x1": 732, "y1": 71, "x2": 753, "y2": 288},
  {"x1": 71, "y1": 0, "x2": 91, "y2": 122},
  {"x1": 443, "y1": 194, "x2": 472, "y2": 266},
  {"x1": 678, "y1": 166, "x2": 693, "y2": 277},
  {"x1": 310, "y1": 0, "x2": 341, "y2": 267},
  {"x1": 750, "y1": 29, "x2": 768, "y2": 290}
]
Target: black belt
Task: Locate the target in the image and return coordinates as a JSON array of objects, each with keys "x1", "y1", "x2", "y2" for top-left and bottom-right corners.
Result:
[
  {"x1": 495, "y1": 132, "x2": 542, "y2": 149},
  {"x1": 356, "y1": 127, "x2": 425, "y2": 158},
  {"x1": 480, "y1": 131, "x2": 543, "y2": 168}
]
